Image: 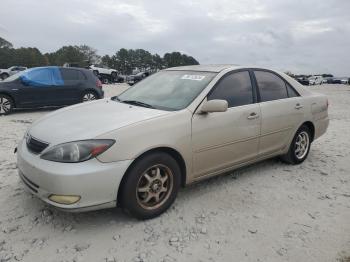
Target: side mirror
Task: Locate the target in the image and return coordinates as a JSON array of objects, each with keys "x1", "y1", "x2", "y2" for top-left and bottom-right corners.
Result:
[{"x1": 199, "y1": 99, "x2": 228, "y2": 113}]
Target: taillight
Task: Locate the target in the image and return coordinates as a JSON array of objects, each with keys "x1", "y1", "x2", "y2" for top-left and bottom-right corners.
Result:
[{"x1": 96, "y1": 79, "x2": 103, "y2": 89}]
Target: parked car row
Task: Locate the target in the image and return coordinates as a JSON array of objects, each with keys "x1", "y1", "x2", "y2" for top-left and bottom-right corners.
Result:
[
  {"x1": 0, "y1": 66, "x2": 104, "y2": 115},
  {"x1": 86, "y1": 64, "x2": 151, "y2": 85},
  {"x1": 295, "y1": 75, "x2": 350, "y2": 86}
]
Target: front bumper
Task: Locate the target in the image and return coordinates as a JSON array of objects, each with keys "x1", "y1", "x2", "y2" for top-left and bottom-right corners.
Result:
[{"x1": 17, "y1": 139, "x2": 132, "y2": 211}]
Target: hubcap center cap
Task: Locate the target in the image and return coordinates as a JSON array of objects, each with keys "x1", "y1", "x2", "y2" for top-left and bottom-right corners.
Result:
[{"x1": 150, "y1": 180, "x2": 162, "y2": 193}]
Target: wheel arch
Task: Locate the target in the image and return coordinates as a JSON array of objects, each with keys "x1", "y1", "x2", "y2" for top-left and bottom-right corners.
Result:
[
  {"x1": 301, "y1": 121, "x2": 315, "y2": 142},
  {"x1": 0, "y1": 92, "x2": 16, "y2": 107},
  {"x1": 116, "y1": 146, "x2": 187, "y2": 206}
]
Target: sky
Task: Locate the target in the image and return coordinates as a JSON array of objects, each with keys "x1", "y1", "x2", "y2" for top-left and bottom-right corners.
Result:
[{"x1": 0, "y1": 0, "x2": 349, "y2": 75}]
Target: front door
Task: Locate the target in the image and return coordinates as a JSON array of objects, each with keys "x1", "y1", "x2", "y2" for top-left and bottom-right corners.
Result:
[
  {"x1": 17, "y1": 68, "x2": 55, "y2": 107},
  {"x1": 192, "y1": 70, "x2": 261, "y2": 177}
]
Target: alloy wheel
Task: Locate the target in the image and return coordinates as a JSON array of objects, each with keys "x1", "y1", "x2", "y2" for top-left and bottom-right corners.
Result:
[
  {"x1": 0, "y1": 97, "x2": 11, "y2": 114},
  {"x1": 294, "y1": 131, "x2": 310, "y2": 159},
  {"x1": 136, "y1": 164, "x2": 174, "y2": 210},
  {"x1": 82, "y1": 93, "x2": 96, "y2": 102}
]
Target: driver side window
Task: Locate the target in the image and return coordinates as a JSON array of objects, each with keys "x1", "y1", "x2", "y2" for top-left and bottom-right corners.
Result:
[{"x1": 208, "y1": 71, "x2": 254, "y2": 108}]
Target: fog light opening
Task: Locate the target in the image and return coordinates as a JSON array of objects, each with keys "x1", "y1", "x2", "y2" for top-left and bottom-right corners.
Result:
[{"x1": 48, "y1": 194, "x2": 81, "y2": 205}]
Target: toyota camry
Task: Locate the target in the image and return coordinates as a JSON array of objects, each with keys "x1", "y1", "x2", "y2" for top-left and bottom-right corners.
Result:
[{"x1": 17, "y1": 65, "x2": 329, "y2": 219}]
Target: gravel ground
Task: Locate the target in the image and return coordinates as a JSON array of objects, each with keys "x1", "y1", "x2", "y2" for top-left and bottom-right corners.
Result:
[{"x1": 0, "y1": 84, "x2": 349, "y2": 262}]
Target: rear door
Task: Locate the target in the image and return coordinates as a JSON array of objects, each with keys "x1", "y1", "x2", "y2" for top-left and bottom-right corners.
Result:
[
  {"x1": 253, "y1": 70, "x2": 305, "y2": 157},
  {"x1": 192, "y1": 70, "x2": 261, "y2": 177},
  {"x1": 56, "y1": 68, "x2": 86, "y2": 105}
]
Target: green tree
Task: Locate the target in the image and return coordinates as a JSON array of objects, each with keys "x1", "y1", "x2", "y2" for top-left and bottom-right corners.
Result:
[
  {"x1": 163, "y1": 52, "x2": 199, "y2": 68},
  {"x1": 0, "y1": 37, "x2": 13, "y2": 49},
  {"x1": 77, "y1": 45, "x2": 100, "y2": 65}
]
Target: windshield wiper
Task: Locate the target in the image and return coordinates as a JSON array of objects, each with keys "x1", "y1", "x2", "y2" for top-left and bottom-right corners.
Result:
[
  {"x1": 111, "y1": 96, "x2": 121, "y2": 101},
  {"x1": 120, "y1": 100, "x2": 155, "y2": 109}
]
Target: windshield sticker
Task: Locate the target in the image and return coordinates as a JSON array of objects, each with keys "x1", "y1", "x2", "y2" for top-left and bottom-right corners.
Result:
[{"x1": 181, "y1": 75, "x2": 206, "y2": 81}]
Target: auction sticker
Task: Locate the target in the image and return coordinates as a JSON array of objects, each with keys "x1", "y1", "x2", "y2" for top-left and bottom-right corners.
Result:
[{"x1": 181, "y1": 75, "x2": 206, "y2": 81}]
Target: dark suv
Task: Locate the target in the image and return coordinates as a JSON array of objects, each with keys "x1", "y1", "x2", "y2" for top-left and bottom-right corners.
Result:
[{"x1": 0, "y1": 66, "x2": 104, "y2": 115}]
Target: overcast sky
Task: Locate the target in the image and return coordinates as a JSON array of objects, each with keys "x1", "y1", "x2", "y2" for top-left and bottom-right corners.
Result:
[{"x1": 1, "y1": 0, "x2": 349, "y2": 75}]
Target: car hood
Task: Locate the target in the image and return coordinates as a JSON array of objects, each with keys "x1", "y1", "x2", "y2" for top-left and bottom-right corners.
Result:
[{"x1": 28, "y1": 99, "x2": 170, "y2": 145}]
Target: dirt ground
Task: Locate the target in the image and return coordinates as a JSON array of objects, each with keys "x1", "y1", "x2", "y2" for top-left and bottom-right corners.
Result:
[{"x1": 0, "y1": 84, "x2": 349, "y2": 262}]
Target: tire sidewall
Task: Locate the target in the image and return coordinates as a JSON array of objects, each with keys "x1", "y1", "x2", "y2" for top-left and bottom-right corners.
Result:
[
  {"x1": 120, "y1": 152, "x2": 181, "y2": 219},
  {"x1": 290, "y1": 125, "x2": 311, "y2": 164}
]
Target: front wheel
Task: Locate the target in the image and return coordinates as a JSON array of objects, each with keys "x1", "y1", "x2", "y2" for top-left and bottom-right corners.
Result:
[
  {"x1": 0, "y1": 94, "x2": 14, "y2": 115},
  {"x1": 281, "y1": 125, "x2": 311, "y2": 164},
  {"x1": 120, "y1": 152, "x2": 181, "y2": 219}
]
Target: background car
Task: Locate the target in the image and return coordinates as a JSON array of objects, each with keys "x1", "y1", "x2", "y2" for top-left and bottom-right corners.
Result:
[
  {"x1": 0, "y1": 66, "x2": 27, "y2": 80},
  {"x1": 17, "y1": 65, "x2": 329, "y2": 219},
  {"x1": 0, "y1": 66, "x2": 103, "y2": 115},
  {"x1": 340, "y1": 78, "x2": 349, "y2": 85},
  {"x1": 89, "y1": 65, "x2": 118, "y2": 79},
  {"x1": 308, "y1": 76, "x2": 324, "y2": 85},
  {"x1": 126, "y1": 72, "x2": 148, "y2": 85},
  {"x1": 296, "y1": 77, "x2": 309, "y2": 85}
]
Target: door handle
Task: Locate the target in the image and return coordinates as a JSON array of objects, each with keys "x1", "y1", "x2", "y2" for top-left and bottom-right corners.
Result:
[
  {"x1": 295, "y1": 103, "x2": 303, "y2": 109},
  {"x1": 247, "y1": 112, "x2": 259, "y2": 120}
]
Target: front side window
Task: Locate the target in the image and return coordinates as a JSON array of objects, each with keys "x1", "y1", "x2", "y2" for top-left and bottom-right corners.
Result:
[
  {"x1": 254, "y1": 71, "x2": 288, "y2": 102},
  {"x1": 24, "y1": 69, "x2": 53, "y2": 86},
  {"x1": 208, "y1": 71, "x2": 254, "y2": 108},
  {"x1": 116, "y1": 70, "x2": 217, "y2": 111}
]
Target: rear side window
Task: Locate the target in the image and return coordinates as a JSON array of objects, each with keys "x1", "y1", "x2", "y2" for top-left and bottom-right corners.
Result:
[
  {"x1": 60, "y1": 69, "x2": 86, "y2": 81},
  {"x1": 286, "y1": 84, "x2": 299, "y2": 97},
  {"x1": 208, "y1": 71, "x2": 254, "y2": 108},
  {"x1": 254, "y1": 71, "x2": 288, "y2": 102}
]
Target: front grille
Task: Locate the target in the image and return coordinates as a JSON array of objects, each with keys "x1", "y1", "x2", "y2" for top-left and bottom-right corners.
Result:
[{"x1": 26, "y1": 136, "x2": 49, "y2": 154}]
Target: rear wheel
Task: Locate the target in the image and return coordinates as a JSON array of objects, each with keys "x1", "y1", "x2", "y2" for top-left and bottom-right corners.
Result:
[
  {"x1": 281, "y1": 125, "x2": 311, "y2": 164},
  {"x1": 120, "y1": 152, "x2": 181, "y2": 219},
  {"x1": 82, "y1": 91, "x2": 97, "y2": 102},
  {"x1": 0, "y1": 94, "x2": 14, "y2": 115}
]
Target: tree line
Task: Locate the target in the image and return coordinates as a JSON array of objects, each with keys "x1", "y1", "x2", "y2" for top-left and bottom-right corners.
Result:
[{"x1": 0, "y1": 37, "x2": 199, "y2": 74}]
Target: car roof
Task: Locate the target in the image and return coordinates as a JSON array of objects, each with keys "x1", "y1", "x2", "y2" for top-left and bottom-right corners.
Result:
[{"x1": 165, "y1": 64, "x2": 241, "y2": 73}]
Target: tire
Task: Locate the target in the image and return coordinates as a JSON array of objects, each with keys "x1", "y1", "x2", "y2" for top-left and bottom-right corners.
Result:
[
  {"x1": 0, "y1": 73, "x2": 9, "y2": 80},
  {"x1": 280, "y1": 125, "x2": 312, "y2": 165},
  {"x1": 102, "y1": 78, "x2": 109, "y2": 84},
  {"x1": 111, "y1": 72, "x2": 117, "y2": 80},
  {"x1": 120, "y1": 152, "x2": 181, "y2": 220},
  {"x1": 81, "y1": 90, "x2": 98, "y2": 102},
  {"x1": 0, "y1": 94, "x2": 14, "y2": 115}
]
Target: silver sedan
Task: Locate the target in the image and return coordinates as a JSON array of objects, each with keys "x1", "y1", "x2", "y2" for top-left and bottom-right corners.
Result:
[{"x1": 17, "y1": 65, "x2": 329, "y2": 219}]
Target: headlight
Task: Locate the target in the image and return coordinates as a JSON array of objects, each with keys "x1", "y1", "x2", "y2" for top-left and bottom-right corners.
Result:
[{"x1": 41, "y1": 139, "x2": 115, "y2": 163}]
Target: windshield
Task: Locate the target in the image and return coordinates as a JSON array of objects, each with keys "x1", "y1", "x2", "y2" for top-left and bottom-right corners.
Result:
[{"x1": 116, "y1": 70, "x2": 216, "y2": 111}]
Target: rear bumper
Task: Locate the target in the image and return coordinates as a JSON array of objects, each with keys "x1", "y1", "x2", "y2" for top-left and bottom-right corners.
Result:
[
  {"x1": 17, "y1": 139, "x2": 132, "y2": 211},
  {"x1": 314, "y1": 116, "x2": 329, "y2": 140}
]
